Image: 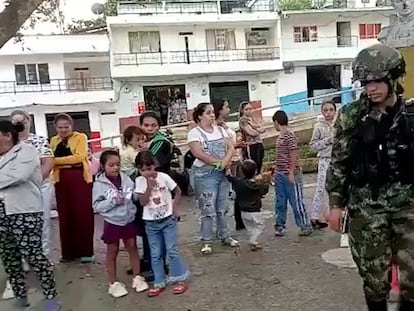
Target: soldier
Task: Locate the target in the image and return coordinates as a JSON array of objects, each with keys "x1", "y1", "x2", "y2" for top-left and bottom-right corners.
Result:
[{"x1": 326, "y1": 44, "x2": 414, "y2": 311}]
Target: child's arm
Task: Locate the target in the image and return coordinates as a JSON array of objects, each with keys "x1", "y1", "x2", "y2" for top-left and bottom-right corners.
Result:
[
  {"x1": 172, "y1": 186, "x2": 182, "y2": 218},
  {"x1": 259, "y1": 183, "x2": 270, "y2": 196},
  {"x1": 136, "y1": 178, "x2": 152, "y2": 206},
  {"x1": 309, "y1": 127, "x2": 332, "y2": 152},
  {"x1": 92, "y1": 184, "x2": 117, "y2": 214}
]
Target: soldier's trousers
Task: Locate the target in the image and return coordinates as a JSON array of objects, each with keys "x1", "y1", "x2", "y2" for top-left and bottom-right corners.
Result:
[{"x1": 348, "y1": 206, "x2": 414, "y2": 301}]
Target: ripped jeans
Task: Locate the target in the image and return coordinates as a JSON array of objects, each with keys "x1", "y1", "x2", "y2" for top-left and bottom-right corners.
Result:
[{"x1": 193, "y1": 167, "x2": 230, "y2": 242}]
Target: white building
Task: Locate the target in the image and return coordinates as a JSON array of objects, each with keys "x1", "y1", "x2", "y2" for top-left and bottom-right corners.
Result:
[
  {"x1": 280, "y1": 0, "x2": 395, "y2": 114},
  {"x1": 107, "y1": 0, "x2": 282, "y2": 122},
  {"x1": 0, "y1": 34, "x2": 118, "y2": 140}
]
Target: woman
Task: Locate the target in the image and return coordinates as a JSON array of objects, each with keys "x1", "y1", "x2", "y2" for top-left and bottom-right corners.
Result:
[
  {"x1": 50, "y1": 113, "x2": 94, "y2": 263},
  {"x1": 187, "y1": 103, "x2": 239, "y2": 254},
  {"x1": 0, "y1": 120, "x2": 60, "y2": 310},
  {"x1": 239, "y1": 101, "x2": 265, "y2": 173},
  {"x1": 212, "y1": 99, "x2": 246, "y2": 231}
]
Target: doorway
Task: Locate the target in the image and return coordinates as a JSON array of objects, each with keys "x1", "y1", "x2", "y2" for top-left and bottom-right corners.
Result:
[
  {"x1": 336, "y1": 22, "x2": 351, "y2": 47},
  {"x1": 306, "y1": 65, "x2": 341, "y2": 105},
  {"x1": 209, "y1": 81, "x2": 249, "y2": 120}
]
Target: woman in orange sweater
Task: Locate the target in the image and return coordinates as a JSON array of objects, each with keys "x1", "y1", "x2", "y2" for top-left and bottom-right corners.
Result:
[{"x1": 50, "y1": 113, "x2": 94, "y2": 263}]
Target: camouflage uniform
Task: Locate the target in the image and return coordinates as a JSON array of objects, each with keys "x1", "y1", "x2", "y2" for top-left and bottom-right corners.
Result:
[{"x1": 326, "y1": 44, "x2": 414, "y2": 310}]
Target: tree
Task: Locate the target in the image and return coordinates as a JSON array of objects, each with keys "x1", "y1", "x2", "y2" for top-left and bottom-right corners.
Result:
[
  {"x1": 0, "y1": 0, "x2": 48, "y2": 49},
  {"x1": 278, "y1": 0, "x2": 313, "y2": 11}
]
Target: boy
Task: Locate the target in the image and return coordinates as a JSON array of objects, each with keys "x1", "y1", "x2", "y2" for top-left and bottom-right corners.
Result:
[
  {"x1": 227, "y1": 160, "x2": 269, "y2": 251},
  {"x1": 272, "y1": 110, "x2": 312, "y2": 237}
]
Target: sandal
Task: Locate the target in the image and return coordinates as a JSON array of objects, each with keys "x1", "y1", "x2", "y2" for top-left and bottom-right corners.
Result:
[
  {"x1": 172, "y1": 282, "x2": 188, "y2": 295},
  {"x1": 147, "y1": 287, "x2": 165, "y2": 297}
]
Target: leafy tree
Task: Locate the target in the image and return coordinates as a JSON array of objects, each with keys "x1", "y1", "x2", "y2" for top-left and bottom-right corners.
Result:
[{"x1": 278, "y1": 0, "x2": 313, "y2": 11}]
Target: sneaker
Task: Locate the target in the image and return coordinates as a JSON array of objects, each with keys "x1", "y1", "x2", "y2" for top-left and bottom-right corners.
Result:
[
  {"x1": 299, "y1": 227, "x2": 313, "y2": 236},
  {"x1": 275, "y1": 227, "x2": 286, "y2": 237},
  {"x1": 132, "y1": 275, "x2": 149, "y2": 293},
  {"x1": 222, "y1": 237, "x2": 239, "y2": 247},
  {"x1": 311, "y1": 220, "x2": 328, "y2": 230},
  {"x1": 2, "y1": 280, "x2": 14, "y2": 300},
  {"x1": 43, "y1": 298, "x2": 62, "y2": 311},
  {"x1": 108, "y1": 281, "x2": 128, "y2": 298},
  {"x1": 50, "y1": 210, "x2": 59, "y2": 219},
  {"x1": 80, "y1": 256, "x2": 95, "y2": 264},
  {"x1": 200, "y1": 243, "x2": 212, "y2": 255}
]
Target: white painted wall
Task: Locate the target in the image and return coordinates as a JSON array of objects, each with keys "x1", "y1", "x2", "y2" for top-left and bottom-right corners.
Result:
[
  {"x1": 115, "y1": 72, "x2": 279, "y2": 117},
  {"x1": 63, "y1": 61, "x2": 110, "y2": 79},
  {"x1": 281, "y1": 10, "x2": 394, "y2": 62},
  {"x1": 278, "y1": 67, "x2": 307, "y2": 98}
]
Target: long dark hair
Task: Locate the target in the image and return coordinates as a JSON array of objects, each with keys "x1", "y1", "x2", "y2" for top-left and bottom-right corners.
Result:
[
  {"x1": 212, "y1": 98, "x2": 228, "y2": 119},
  {"x1": 192, "y1": 103, "x2": 211, "y2": 123},
  {"x1": 239, "y1": 101, "x2": 249, "y2": 117}
]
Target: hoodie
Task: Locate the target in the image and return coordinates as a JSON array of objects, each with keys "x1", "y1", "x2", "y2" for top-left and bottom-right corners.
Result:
[
  {"x1": 92, "y1": 171, "x2": 136, "y2": 226},
  {"x1": 226, "y1": 175, "x2": 269, "y2": 213},
  {"x1": 309, "y1": 115, "x2": 335, "y2": 158},
  {"x1": 148, "y1": 132, "x2": 173, "y2": 174}
]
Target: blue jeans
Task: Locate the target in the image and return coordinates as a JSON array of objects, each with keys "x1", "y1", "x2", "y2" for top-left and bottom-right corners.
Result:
[
  {"x1": 193, "y1": 167, "x2": 230, "y2": 242},
  {"x1": 145, "y1": 216, "x2": 189, "y2": 287},
  {"x1": 274, "y1": 171, "x2": 311, "y2": 230}
]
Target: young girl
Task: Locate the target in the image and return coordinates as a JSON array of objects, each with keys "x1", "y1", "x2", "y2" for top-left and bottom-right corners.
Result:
[
  {"x1": 309, "y1": 99, "x2": 336, "y2": 229},
  {"x1": 120, "y1": 126, "x2": 146, "y2": 179},
  {"x1": 92, "y1": 150, "x2": 149, "y2": 298},
  {"x1": 135, "y1": 151, "x2": 189, "y2": 297}
]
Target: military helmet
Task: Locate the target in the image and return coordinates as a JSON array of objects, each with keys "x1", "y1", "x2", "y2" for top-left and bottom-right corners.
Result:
[{"x1": 352, "y1": 44, "x2": 406, "y2": 83}]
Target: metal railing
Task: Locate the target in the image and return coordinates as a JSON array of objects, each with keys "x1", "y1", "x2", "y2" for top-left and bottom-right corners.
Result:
[
  {"x1": 113, "y1": 47, "x2": 280, "y2": 66},
  {"x1": 287, "y1": 35, "x2": 358, "y2": 48},
  {"x1": 88, "y1": 87, "x2": 360, "y2": 149},
  {"x1": 0, "y1": 77, "x2": 113, "y2": 94},
  {"x1": 117, "y1": 0, "x2": 275, "y2": 15}
]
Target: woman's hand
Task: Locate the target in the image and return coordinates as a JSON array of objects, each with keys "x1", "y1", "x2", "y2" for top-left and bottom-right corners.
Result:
[{"x1": 328, "y1": 207, "x2": 343, "y2": 232}]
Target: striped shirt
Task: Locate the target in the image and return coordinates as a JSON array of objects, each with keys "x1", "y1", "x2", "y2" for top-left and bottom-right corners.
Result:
[{"x1": 275, "y1": 130, "x2": 299, "y2": 174}]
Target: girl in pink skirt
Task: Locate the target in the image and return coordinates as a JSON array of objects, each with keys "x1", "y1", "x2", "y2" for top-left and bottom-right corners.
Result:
[{"x1": 92, "y1": 150, "x2": 149, "y2": 298}]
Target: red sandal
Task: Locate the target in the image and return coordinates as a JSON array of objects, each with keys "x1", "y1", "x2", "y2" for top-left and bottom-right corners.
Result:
[
  {"x1": 172, "y1": 282, "x2": 188, "y2": 295},
  {"x1": 147, "y1": 287, "x2": 165, "y2": 297}
]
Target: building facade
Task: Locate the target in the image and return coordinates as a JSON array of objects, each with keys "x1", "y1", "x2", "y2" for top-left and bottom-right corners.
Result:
[{"x1": 0, "y1": 34, "x2": 116, "y2": 141}]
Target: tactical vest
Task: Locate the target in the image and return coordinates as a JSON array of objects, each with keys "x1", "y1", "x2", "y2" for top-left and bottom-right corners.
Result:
[{"x1": 348, "y1": 97, "x2": 414, "y2": 197}]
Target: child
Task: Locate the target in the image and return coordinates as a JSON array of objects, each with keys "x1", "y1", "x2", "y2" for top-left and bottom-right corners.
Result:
[
  {"x1": 272, "y1": 110, "x2": 312, "y2": 237},
  {"x1": 309, "y1": 99, "x2": 336, "y2": 229},
  {"x1": 120, "y1": 126, "x2": 146, "y2": 179},
  {"x1": 92, "y1": 150, "x2": 149, "y2": 298},
  {"x1": 227, "y1": 160, "x2": 269, "y2": 251},
  {"x1": 135, "y1": 151, "x2": 189, "y2": 297}
]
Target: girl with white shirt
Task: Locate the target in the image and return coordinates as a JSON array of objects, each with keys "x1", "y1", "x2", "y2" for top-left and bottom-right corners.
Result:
[{"x1": 187, "y1": 103, "x2": 239, "y2": 255}]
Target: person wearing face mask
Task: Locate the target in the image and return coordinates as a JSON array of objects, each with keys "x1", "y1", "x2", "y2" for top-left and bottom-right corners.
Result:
[{"x1": 326, "y1": 44, "x2": 414, "y2": 310}]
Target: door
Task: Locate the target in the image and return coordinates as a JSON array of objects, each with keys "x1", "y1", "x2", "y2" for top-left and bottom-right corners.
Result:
[
  {"x1": 100, "y1": 111, "x2": 119, "y2": 148},
  {"x1": 336, "y1": 22, "x2": 351, "y2": 47},
  {"x1": 209, "y1": 81, "x2": 249, "y2": 120}
]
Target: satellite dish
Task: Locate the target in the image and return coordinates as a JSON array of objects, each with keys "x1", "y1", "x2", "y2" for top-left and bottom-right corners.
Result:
[{"x1": 91, "y1": 2, "x2": 105, "y2": 15}]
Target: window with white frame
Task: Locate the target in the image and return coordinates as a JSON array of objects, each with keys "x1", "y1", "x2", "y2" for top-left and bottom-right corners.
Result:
[
  {"x1": 293, "y1": 26, "x2": 318, "y2": 42},
  {"x1": 205, "y1": 29, "x2": 236, "y2": 50},
  {"x1": 128, "y1": 31, "x2": 161, "y2": 53},
  {"x1": 14, "y1": 64, "x2": 50, "y2": 85}
]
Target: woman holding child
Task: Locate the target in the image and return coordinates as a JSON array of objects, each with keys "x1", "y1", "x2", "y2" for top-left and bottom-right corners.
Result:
[{"x1": 188, "y1": 102, "x2": 239, "y2": 254}]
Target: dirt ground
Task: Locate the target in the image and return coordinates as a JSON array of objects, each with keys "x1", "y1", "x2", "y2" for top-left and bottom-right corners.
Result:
[{"x1": 0, "y1": 174, "x2": 385, "y2": 311}]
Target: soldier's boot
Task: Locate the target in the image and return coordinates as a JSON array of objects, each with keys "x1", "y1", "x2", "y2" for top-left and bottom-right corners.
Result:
[
  {"x1": 365, "y1": 298, "x2": 387, "y2": 311},
  {"x1": 399, "y1": 296, "x2": 414, "y2": 311}
]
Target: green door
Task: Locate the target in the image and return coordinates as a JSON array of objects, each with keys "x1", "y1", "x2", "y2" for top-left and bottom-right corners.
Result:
[{"x1": 209, "y1": 81, "x2": 249, "y2": 121}]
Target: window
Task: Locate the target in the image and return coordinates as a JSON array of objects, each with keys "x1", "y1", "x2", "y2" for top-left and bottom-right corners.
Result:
[
  {"x1": 246, "y1": 28, "x2": 270, "y2": 47},
  {"x1": 293, "y1": 26, "x2": 318, "y2": 42},
  {"x1": 359, "y1": 24, "x2": 381, "y2": 39},
  {"x1": 206, "y1": 29, "x2": 236, "y2": 50},
  {"x1": 14, "y1": 63, "x2": 50, "y2": 85},
  {"x1": 128, "y1": 31, "x2": 161, "y2": 53}
]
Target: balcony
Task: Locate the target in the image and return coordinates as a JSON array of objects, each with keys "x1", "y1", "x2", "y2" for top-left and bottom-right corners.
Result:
[
  {"x1": 283, "y1": 36, "x2": 361, "y2": 62},
  {"x1": 111, "y1": 47, "x2": 282, "y2": 77},
  {"x1": 0, "y1": 77, "x2": 114, "y2": 109},
  {"x1": 117, "y1": 0, "x2": 275, "y2": 15},
  {"x1": 0, "y1": 77, "x2": 113, "y2": 94}
]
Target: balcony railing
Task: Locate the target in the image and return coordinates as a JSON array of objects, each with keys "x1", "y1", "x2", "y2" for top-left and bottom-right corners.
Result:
[
  {"x1": 0, "y1": 77, "x2": 113, "y2": 94},
  {"x1": 117, "y1": 0, "x2": 275, "y2": 15},
  {"x1": 287, "y1": 35, "x2": 358, "y2": 48},
  {"x1": 113, "y1": 47, "x2": 280, "y2": 66},
  {"x1": 311, "y1": 0, "x2": 392, "y2": 9}
]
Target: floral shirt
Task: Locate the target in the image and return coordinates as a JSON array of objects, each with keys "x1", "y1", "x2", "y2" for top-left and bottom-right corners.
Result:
[{"x1": 239, "y1": 116, "x2": 263, "y2": 145}]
